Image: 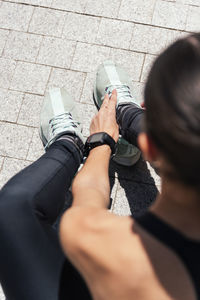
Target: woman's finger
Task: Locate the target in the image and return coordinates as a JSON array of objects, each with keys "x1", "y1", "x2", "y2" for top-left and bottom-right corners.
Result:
[
  {"x1": 101, "y1": 94, "x2": 109, "y2": 109},
  {"x1": 109, "y1": 89, "x2": 117, "y2": 110}
]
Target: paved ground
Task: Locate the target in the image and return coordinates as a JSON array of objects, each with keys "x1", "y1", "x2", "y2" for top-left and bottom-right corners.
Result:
[{"x1": 0, "y1": 0, "x2": 199, "y2": 298}]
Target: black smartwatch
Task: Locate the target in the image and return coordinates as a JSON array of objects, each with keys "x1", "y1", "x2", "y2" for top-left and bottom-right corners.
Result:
[{"x1": 84, "y1": 132, "x2": 116, "y2": 157}]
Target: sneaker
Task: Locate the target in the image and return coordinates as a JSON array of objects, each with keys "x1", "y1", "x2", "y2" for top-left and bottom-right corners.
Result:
[
  {"x1": 93, "y1": 60, "x2": 141, "y2": 166},
  {"x1": 40, "y1": 87, "x2": 85, "y2": 150}
]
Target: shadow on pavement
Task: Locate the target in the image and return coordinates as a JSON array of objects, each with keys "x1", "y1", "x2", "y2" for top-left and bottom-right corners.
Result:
[{"x1": 109, "y1": 158, "x2": 158, "y2": 217}]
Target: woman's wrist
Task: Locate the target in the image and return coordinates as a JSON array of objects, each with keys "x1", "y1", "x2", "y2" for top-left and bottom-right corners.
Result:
[{"x1": 90, "y1": 144, "x2": 112, "y2": 156}]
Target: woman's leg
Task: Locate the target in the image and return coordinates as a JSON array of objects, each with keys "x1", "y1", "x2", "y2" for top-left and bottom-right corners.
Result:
[
  {"x1": 116, "y1": 103, "x2": 144, "y2": 148},
  {"x1": 0, "y1": 138, "x2": 91, "y2": 300}
]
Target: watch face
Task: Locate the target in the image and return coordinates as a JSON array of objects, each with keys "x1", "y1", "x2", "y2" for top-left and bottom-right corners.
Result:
[
  {"x1": 90, "y1": 132, "x2": 103, "y2": 143},
  {"x1": 85, "y1": 132, "x2": 116, "y2": 157}
]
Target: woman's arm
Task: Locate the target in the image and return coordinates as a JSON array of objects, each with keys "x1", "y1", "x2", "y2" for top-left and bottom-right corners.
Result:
[
  {"x1": 59, "y1": 90, "x2": 119, "y2": 256},
  {"x1": 71, "y1": 89, "x2": 119, "y2": 209},
  {"x1": 72, "y1": 145, "x2": 112, "y2": 209}
]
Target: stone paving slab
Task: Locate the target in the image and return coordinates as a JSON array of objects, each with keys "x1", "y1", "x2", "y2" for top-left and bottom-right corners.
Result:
[
  {"x1": 0, "y1": 29, "x2": 9, "y2": 56},
  {"x1": 0, "y1": 0, "x2": 199, "y2": 297},
  {"x1": 96, "y1": 18, "x2": 134, "y2": 49},
  {"x1": 17, "y1": 93, "x2": 44, "y2": 127},
  {"x1": 0, "y1": 58, "x2": 16, "y2": 89},
  {"x1": 0, "y1": 89, "x2": 24, "y2": 122},
  {"x1": 37, "y1": 37, "x2": 76, "y2": 68},
  {"x1": 110, "y1": 48, "x2": 145, "y2": 81},
  {"x1": 0, "y1": 2, "x2": 33, "y2": 31},
  {"x1": 118, "y1": 0, "x2": 156, "y2": 24},
  {"x1": 186, "y1": 5, "x2": 200, "y2": 32},
  {"x1": 71, "y1": 43, "x2": 111, "y2": 72},
  {"x1": 152, "y1": 1, "x2": 189, "y2": 30},
  {"x1": 47, "y1": 68, "x2": 86, "y2": 100},
  {"x1": 63, "y1": 13, "x2": 100, "y2": 43},
  {"x1": 3, "y1": 31, "x2": 42, "y2": 63},
  {"x1": 85, "y1": 0, "x2": 121, "y2": 18},
  {"x1": 10, "y1": 61, "x2": 51, "y2": 94},
  {"x1": 26, "y1": 127, "x2": 44, "y2": 161},
  {"x1": 0, "y1": 122, "x2": 34, "y2": 159},
  {"x1": 51, "y1": 0, "x2": 87, "y2": 13},
  {"x1": 0, "y1": 157, "x2": 31, "y2": 187},
  {"x1": 29, "y1": 7, "x2": 67, "y2": 37},
  {"x1": 141, "y1": 54, "x2": 156, "y2": 83}
]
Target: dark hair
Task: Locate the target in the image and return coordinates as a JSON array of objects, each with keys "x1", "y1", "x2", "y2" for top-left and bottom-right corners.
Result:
[{"x1": 144, "y1": 33, "x2": 200, "y2": 187}]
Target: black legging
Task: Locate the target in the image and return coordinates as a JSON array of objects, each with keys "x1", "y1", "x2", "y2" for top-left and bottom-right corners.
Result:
[{"x1": 0, "y1": 104, "x2": 144, "y2": 300}]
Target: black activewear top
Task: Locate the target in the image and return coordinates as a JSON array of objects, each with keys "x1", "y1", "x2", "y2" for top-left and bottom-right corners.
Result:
[{"x1": 135, "y1": 212, "x2": 200, "y2": 300}]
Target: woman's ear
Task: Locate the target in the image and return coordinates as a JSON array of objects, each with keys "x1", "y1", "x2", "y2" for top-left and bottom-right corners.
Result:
[{"x1": 138, "y1": 133, "x2": 158, "y2": 162}]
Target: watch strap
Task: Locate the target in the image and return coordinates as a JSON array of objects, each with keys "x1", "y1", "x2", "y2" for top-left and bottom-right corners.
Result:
[{"x1": 84, "y1": 132, "x2": 116, "y2": 157}]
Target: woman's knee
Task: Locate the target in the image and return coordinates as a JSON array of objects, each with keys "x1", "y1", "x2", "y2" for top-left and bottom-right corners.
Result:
[{"x1": 0, "y1": 183, "x2": 32, "y2": 218}]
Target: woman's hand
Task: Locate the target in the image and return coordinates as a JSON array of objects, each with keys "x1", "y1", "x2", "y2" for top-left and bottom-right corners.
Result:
[{"x1": 90, "y1": 90, "x2": 119, "y2": 143}]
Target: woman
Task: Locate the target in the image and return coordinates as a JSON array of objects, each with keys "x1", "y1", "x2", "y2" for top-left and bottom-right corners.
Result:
[{"x1": 0, "y1": 33, "x2": 200, "y2": 300}]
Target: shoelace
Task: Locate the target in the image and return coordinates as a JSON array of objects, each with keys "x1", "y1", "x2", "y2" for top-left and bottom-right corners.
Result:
[
  {"x1": 105, "y1": 84, "x2": 133, "y2": 101},
  {"x1": 49, "y1": 112, "x2": 80, "y2": 135}
]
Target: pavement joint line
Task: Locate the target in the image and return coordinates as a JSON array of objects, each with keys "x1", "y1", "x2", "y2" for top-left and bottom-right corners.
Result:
[
  {"x1": 79, "y1": 71, "x2": 88, "y2": 101},
  {"x1": 95, "y1": 15, "x2": 103, "y2": 39},
  {"x1": 61, "y1": 14, "x2": 68, "y2": 39},
  {"x1": 189, "y1": 4, "x2": 200, "y2": 7},
  {"x1": 7, "y1": 87, "x2": 98, "y2": 104},
  {"x1": 3, "y1": 57, "x2": 88, "y2": 76},
  {"x1": 68, "y1": 41, "x2": 78, "y2": 70},
  {"x1": 128, "y1": 22, "x2": 135, "y2": 52},
  {"x1": 44, "y1": 66, "x2": 53, "y2": 95},
  {"x1": 35, "y1": 34, "x2": 45, "y2": 63},
  {"x1": 8, "y1": 88, "x2": 45, "y2": 97},
  {"x1": 25, "y1": 126, "x2": 35, "y2": 160},
  {"x1": 0, "y1": 28, "x2": 9, "y2": 33},
  {"x1": 0, "y1": 154, "x2": 35, "y2": 163},
  {"x1": 139, "y1": 53, "x2": 146, "y2": 82},
  {"x1": 116, "y1": 0, "x2": 123, "y2": 19},
  {"x1": 185, "y1": 4, "x2": 196, "y2": 32},
  {"x1": 7, "y1": 57, "x2": 18, "y2": 90},
  {"x1": 0, "y1": 156, "x2": 5, "y2": 172},
  {"x1": 1, "y1": 29, "x2": 10, "y2": 57},
  {"x1": 184, "y1": 3, "x2": 190, "y2": 32},
  {"x1": 0, "y1": 119, "x2": 38, "y2": 129},
  {"x1": 27, "y1": 5, "x2": 35, "y2": 32},
  {"x1": 60, "y1": 11, "x2": 68, "y2": 39},
  {"x1": 16, "y1": 92, "x2": 25, "y2": 123},
  {"x1": 26, "y1": 159, "x2": 35, "y2": 163},
  {"x1": 150, "y1": 0, "x2": 158, "y2": 24},
  {"x1": 0, "y1": 120, "x2": 38, "y2": 129},
  {"x1": 0, "y1": 0, "x2": 195, "y2": 34},
  {"x1": 2, "y1": 28, "x2": 44, "y2": 38}
]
